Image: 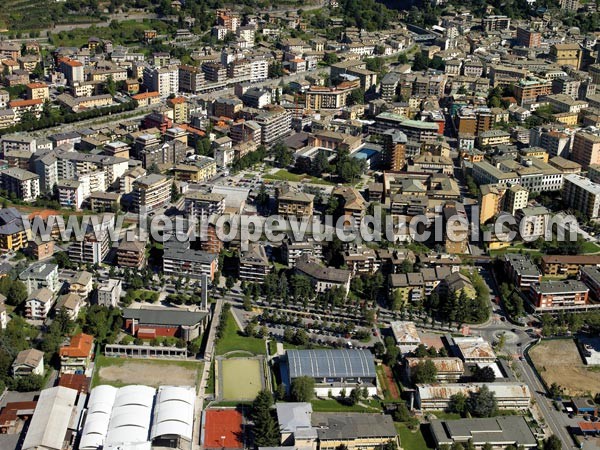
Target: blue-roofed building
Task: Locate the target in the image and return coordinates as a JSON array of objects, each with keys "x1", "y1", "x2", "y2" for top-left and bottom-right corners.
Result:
[
  {"x1": 351, "y1": 147, "x2": 380, "y2": 169},
  {"x1": 284, "y1": 349, "x2": 377, "y2": 397}
]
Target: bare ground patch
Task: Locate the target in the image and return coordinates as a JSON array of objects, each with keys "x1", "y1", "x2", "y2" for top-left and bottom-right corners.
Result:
[
  {"x1": 97, "y1": 360, "x2": 199, "y2": 387},
  {"x1": 529, "y1": 339, "x2": 600, "y2": 396}
]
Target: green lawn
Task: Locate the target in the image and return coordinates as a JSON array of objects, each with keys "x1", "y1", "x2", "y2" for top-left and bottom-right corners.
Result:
[
  {"x1": 581, "y1": 241, "x2": 600, "y2": 254},
  {"x1": 426, "y1": 411, "x2": 461, "y2": 420},
  {"x1": 263, "y1": 169, "x2": 333, "y2": 185},
  {"x1": 395, "y1": 423, "x2": 432, "y2": 450},
  {"x1": 311, "y1": 398, "x2": 382, "y2": 412},
  {"x1": 215, "y1": 310, "x2": 266, "y2": 356},
  {"x1": 206, "y1": 361, "x2": 215, "y2": 395}
]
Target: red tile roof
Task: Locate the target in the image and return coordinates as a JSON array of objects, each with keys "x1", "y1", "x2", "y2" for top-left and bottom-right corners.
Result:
[
  {"x1": 133, "y1": 91, "x2": 160, "y2": 100},
  {"x1": 27, "y1": 82, "x2": 48, "y2": 89},
  {"x1": 9, "y1": 98, "x2": 43, "y2": 108},
  {"x1": 59, "y1": 333, "x2": 94, "y2": 358},
  {"x1": 61, "y1": 58, "x2": 83, "y2": 68}
]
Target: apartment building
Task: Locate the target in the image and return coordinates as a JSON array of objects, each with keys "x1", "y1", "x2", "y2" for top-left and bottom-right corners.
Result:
[
  {"x1": 541, "y1": 255, "x2": 600, "y2": 277},
  {"x1": 25, "y1": 288, "x2": 55, "y2": 320},
  {"x1": 26, "y1": 83, "x2": 49, "y2": 101},
  {"x1": 380, "y1": 72, "x2": 401, "y2": 102},
  {"x1": 504, "y1": 253, "x2": 542, "y2": 290},
  {"x1": 529, "y1": 280, "x2": 590, "y2": 312},
  {"x1": 116, "y1": 238, "x2": 146, "y2": 269},
  {"x1": 0, "y1": 207, "x2": 29, "y2": 252},
  {"x1": 580, "y1": 266, "x2": 600, "y2": 301},
  {"x1": 342, "y1": 245, "x2": 379, "y2": 275},
  {"x1": 479, "y1": 184, "x2": 507, "y2": 224},
  {"x1": 514, "y1": 78, "x2": 552, "y2": 106},
  {"x1": 140, "y1": 140, "x2": 188, "y2": 169},
  {"x1": 482, "y1": 15, "x2": 511, "y2": 31},
  {"x1": 537, "y1": 130, "x2": 571, "y2": 158},
  {"x1": 0, "y1": 167, "x2": 40, "y2": 202},
  {"x1": 9, "y1": 98, "x2": 43, "y2": 121},
  {"x1": 563, "y1": 174, "x2": 600, "y2": 218},
  {"x1": 59, "y1": 333, "x2": 94, "y2": 374},
  {"x1": 571, "y1": 132, "x2": 600, "y2": 169},
  {"x1": 56, "y1": 180, "x2": 84, "y2": 210},
  {"x1": 281, "y1": 236, "x2": 323, "y2": 267},
  {"x1": 143, "y1": 65, "x2": 179, "y2": 98},
  {"x1": 184, "y1": 192, "x2": 226, "y2": 219},
  {"x1": 239, "y1": 243, "x2": 272, "y2": 282},
  {"x1": 516, "y1": 27, "x2": 542, "y2": 48},
  {"x1": 381, "y1": 129, "x2": 407, "y2": 171},
  {"x1": 59, "y1": 58, "x2": 84, "y2": 85},
  {"x1": 163, "y1": 240, "x2": 218, "y2": 280},
  {"x1": 552, "y1": 77, "x2": 580, "y2": 98},
  {"x1": 305, "y1": 85, "x2": 353, "y2": 110},
  {"x1": 167, "y1": 97, "x2": 188, "y2": 124},
  {"x1": 504, "y1": 184, "x2": 529, "y2": 215},
  {"x1": 132, "y1": 91, "x2": 161, "y2": 107},
  {"x1": 68, "y1": 229, "x2": 110, "y2": 265},
  {"x1": 97, "y1": 278, "x2": 122, "y2": 308},
  {"x1": 172, "y1": 158, "x2": 217, "y2": 182},
  {"x1": 515, "y1": 206, "x2": 551, "y2": 240},
  {"x1": 213, "y1": 97, "x2": 243, "y2": 119},
  {"x1": 19, "y1": 262, "x2": 60, "y2": 295},
  {"x1": 277, "y1": 184, "x2": 314, "y2": 218},
  {"x1": 254, "y1": 106, "x2": 292, "y2": 145},
  {"x1": 202, "y1": 61, "x2": 227, "y2": 82},
  {"x1": 132, "y1": 174, "x2": 171, "y2": 213},
  {"x1": 178, "y1": 65, "x2": 205, "y2": 93},
  {"x1": 295, "y1": 254, "x2": 351, "y2": 294}
]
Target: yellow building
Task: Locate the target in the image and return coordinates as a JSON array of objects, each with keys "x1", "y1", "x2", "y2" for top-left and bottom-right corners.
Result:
[
  {"x1": 168, "y1": 96, "x2": 189, "y2": 124},
  {"x1": 0, "y1": 207, "x2": 31, "y2": 252},
  {"x1": 550, "y1": 43, "x2": 582, "y2": 69},
  {"x1": 26, "y1": 83, "x2": 49, "y2": 101},
  {"x1": 277, "y1": 184, "x2": 314, "y2": 218},
  {"x1": 479, "y1": 184, "x2": 506, "y2": 224},
  {"x1": 519, "y1": 147, "x2": 549, "y2": 162},
  {"x1": 172, "y1": 157, "x2": 217, "y2": 182},
  {"x1": 553, "y1": 111, "x2": 579, "y2": 126}
]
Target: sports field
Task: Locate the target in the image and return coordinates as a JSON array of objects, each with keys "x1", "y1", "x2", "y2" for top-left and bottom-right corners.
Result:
[
  {"x1": 221, "y1": 357, "x2": 264, "y2": 401},
  {"x1": 529, "y1": 339, "x2": 600, "y2": 396}
]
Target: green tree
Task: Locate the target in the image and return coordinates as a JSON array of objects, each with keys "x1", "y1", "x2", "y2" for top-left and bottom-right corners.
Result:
[
  {"x1": 348, "y1": 88, "x2": 365, "y2": 105},
  {"x1": 412, "y1": 52, "x2": 429, "y2": 71},
  {"x1": 472, "y1": 365, "x2": 496, "y2": 382},
  {"x1": 348, "y1": 387, "x2": 361, "y2": 405},
  {"x1": 411, "y1": 360, "x2": 438, "y2": 384},
  {"x1": 323, "y1": 52, "x2": 340, "y2": 65},
  {"x1": 543, "y1": 435, "x2": 562, "y2": 450},
  {"x1": 290, "y1": 376, "x2": 315, "y2": 402},
  {"x1": 106, "y1": 75, "x2": 116, "y2": 96},
  {"x1": 468, "y1": 385, "x2": 497, "y2": 418},
  {"x1": 252, "y1": 390, "x2": 279, "y2": 447},
  {"x1": 448, "y1": 392, "x2": 468, "y2": 415}
]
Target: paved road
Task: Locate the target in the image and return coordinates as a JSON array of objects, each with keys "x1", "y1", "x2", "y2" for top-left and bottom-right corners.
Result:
[{"x1": 516, "y1": 355, "x2": 577, "y2": 449}]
